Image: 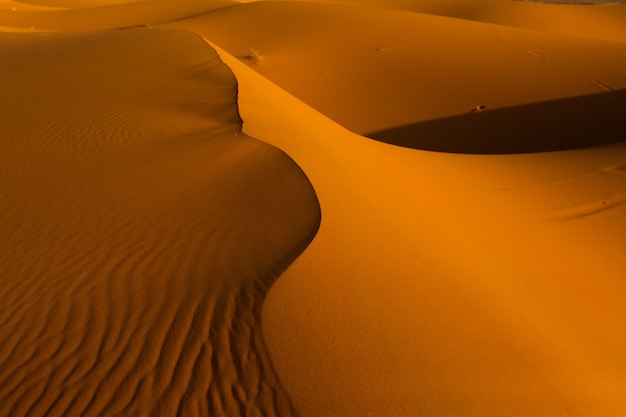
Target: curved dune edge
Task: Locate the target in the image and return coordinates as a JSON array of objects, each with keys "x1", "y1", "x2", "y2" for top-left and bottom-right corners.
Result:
[
  {"x1": 174, "y1": 0, "x2": 626, "y2": 151},
  {"x1": 0, "y1": 27, "x2": 319, "y2": 417},
  {"x1": 365, "y1": 89, "x2": 626, "y2": 154},
  {"x1": 211, "y1": 40, "x2": 626, "y2": 417},
  {"x1": 2, "y1": 1, "x2": 626, "y2": 416}
]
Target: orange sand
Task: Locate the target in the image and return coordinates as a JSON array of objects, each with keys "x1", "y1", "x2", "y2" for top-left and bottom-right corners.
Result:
[
  {"x1": 0, "y1": 26, "x2": 318, "y2": 416},
  {"x1": 2, "y1": 1, "x2": 626, "y2": 416}
]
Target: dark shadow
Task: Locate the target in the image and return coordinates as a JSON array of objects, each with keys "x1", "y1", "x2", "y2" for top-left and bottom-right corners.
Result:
[{"x1": 365, "y1": 90, "x2": 626, "y2": 154}]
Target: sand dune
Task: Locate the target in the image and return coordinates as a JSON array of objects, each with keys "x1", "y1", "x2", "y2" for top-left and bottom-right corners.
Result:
[
  {"x1": 0, "y1": 27, "x2": 319, "y2": 416},
  {"x1": 175, "y1": 1, "x2": 626, "y2": 138},
  {"x1": 215, "y1": 43, "x2": 626, "y2": 417},
  {"x1": 2, "y1": 0, "x2": 626, "y2": 416},
  {"x1": 0, "y1": 0, "x2": 236, "y2": 31},
  {"x1": 248, "y1": 0, "x2": 626, "y2": 42}
]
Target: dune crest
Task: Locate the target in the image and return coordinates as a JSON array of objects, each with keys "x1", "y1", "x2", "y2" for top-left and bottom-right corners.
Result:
[
  {"x1": 174, "y1": 0, "x2": 626, "y2": 142},
  {"x1": 0, "y1": 27, "x2": 319, "y2": 417},
  {"x1": 3, "y1": 0, "x2": 626, "y2": 416},
  {"x1": 211, "y1": 25, "x2": 626, "y2": 417}
]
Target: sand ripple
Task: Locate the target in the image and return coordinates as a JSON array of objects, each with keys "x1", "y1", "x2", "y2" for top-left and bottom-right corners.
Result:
[{"x1": 0, "y1": 27, "x2": 319, "y2": 416}]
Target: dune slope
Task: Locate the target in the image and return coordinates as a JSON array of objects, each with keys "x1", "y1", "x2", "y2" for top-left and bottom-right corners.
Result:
[
  {"x1": 176, "y1": 1, "x2": 626, "y2": 141},
  {"x1": 216, "y1": 41, "x2": 626, "y2": 417},
  {"x1": 2, "y1": 0, "x2": 626, "y2": 416},
  {"x1": 240, "y1": 0, "x2": 626, "y2": 42},
  {"x1": 0, "y1": 27, "x2": 319, "y2": 417},
  {"x1": 0, "y1": 0, "x2": 236, "y2": 31}
]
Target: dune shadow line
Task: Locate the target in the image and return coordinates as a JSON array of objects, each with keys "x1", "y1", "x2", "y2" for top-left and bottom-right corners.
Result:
[{"x1": 366, "y1": 90, "x2": 626, "y2": 154}]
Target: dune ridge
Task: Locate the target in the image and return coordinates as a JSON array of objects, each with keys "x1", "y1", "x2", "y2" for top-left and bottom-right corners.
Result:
[
  {"x1": 0, "y1": 27, "x2": 319, "y2": 417},
  {"x1": 213, "y1": 40, "x2": 626, "y2": 417},
  {"x1": 2, "y1": 0, "x2": 626, "y2": 416},
  {"x1": 174, "y1": 0, "x2": 626, "y2": 140}
]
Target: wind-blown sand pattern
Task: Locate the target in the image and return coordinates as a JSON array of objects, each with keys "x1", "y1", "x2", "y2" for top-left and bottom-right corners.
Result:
[
  {"x1": 2, "y1": 0, "x2": 626, "y2": 416},
  {"x1": 0, "y1": 27, "x2": 319, "y2": 416}
]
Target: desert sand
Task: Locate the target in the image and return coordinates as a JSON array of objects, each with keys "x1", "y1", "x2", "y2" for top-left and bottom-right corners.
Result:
[{"x1": 1, "y1": 0, "x2": 626, "y2": 416}]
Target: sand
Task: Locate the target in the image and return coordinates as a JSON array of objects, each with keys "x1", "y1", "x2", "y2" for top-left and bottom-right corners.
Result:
[
  {"x1": 0, "y1": 26, "x2": 319, "y2": 416},
  {"x1": 1, "y1": 0, "x2": 626, "y2": 416}
]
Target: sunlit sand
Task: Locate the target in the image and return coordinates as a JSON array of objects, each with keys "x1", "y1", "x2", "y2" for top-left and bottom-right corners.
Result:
[{"x1": 1, "y1": 1, "x2": 626, "y2": 416}]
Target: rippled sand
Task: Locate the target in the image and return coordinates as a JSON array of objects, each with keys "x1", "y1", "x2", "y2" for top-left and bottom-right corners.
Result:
[
  {"x1": 2, "y1": 1, "x2": 626, "y2": 416},
  {"x1": 0, "y1": 27, "x2": 319, "y2": 416}
]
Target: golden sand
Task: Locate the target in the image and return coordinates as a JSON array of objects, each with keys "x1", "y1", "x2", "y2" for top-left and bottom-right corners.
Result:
[
  {"x1": 0, "y1": 26, "x2": 319, "y2": 416},
  {"x1": 1, "y1": 1, "x2": 626, "y2": 416}
]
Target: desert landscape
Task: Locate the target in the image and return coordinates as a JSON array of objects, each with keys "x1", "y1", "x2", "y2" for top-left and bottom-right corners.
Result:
[{"x1": 1, "y1": 0, "x2": 626, "y2": 416}]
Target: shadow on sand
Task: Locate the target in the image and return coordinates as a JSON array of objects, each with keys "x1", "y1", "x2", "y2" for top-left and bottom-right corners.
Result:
[{"x1": 366, "y1": 90, "x2": 626, "y2": 154}]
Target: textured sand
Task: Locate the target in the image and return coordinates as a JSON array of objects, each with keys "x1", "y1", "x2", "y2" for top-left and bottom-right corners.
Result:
[
  {"x1": 0, "y1": 27, "x2": 319, "y2": 416},
  {"x1": 2, "y1": 0, "x2": 626, "y2": 416}
]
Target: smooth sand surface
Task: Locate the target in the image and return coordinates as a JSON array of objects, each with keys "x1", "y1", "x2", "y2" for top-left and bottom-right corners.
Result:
[
  {"x1": 2, "y1": 0, "x2": 626, "y2": 416},
  {"x1": 179, "y1": 1, "x2": 626, "y2": 137},
  {"x1": 220, "y1": 50, "x2": 626, "y2": 416}
]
